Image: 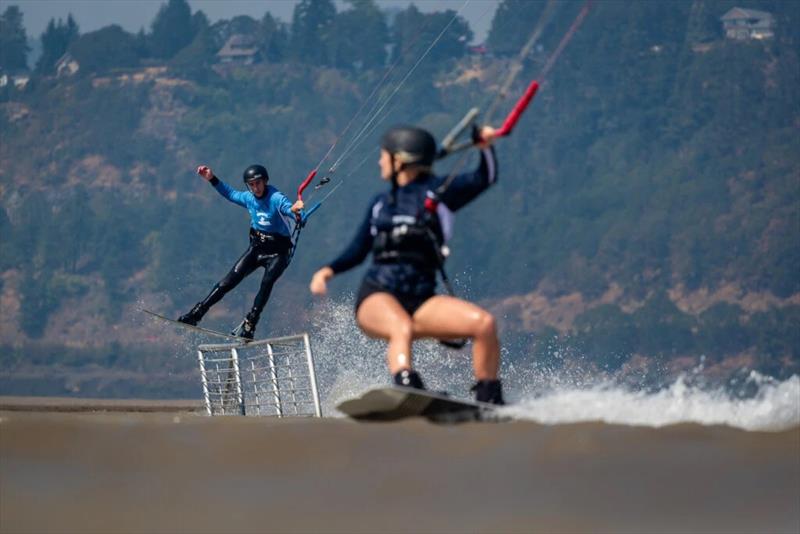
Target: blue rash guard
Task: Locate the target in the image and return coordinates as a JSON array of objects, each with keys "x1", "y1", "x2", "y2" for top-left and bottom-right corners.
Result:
[
  {"x1": 327, "y1": 146, "x2": 498, "y2": 310},
  {"x1": 210, "y1": 176, "x2": 296, "y2": 237}
]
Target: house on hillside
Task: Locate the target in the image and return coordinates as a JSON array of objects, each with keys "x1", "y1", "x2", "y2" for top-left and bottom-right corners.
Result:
[
  {"x1": 55, "y1": 52, "x2": 80, "y2": 77},
  {"x1": 721, "y1": 7, "x2": 775, "y2": 40},
  {"x1": 217, "y1": 34, "x2": 260, "y2": 65},
  {"x1": 0, "y1": 72, "x2": 30, "y2": 89},
  {"x1": 468, "y1": 43, "x2": 488, "y2": 55}
]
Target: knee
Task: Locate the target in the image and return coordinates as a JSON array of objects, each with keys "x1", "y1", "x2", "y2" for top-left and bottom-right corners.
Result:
[
  {"x1": 216, "y1": 279, "x2": 232, "y2": 291},
  {"x1": 217, "y1": 275, "x2": 238, "y2": 291},
  {"x1": 265, "y1": 258, "x2": 288, "y2": 278},
  {"x1": 474, "y1": 311, "x2": 497, "y2": 340},
  {"x1": 390, "y1": 318, "x2": 413, "y2": 341}
]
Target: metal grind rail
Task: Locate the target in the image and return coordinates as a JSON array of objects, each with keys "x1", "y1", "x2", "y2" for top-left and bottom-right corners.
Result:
[{"x1": 197, "y1": 333, "x2": 321, "y2": 418}]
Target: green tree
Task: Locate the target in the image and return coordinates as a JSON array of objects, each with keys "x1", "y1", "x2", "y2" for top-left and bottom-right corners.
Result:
[
  {"x1": 750, "y1": 307, "x2": 800, "y2": 361},
  {"x1": 391, "y1": 5, "x2": 472, "y2": 66},
  {"x1": 684, "y1": 0, "x2": 720, "y2": 45},
  {"x1": 170, "y1": 11, "x2": 217, "y2": 75},
  {"x1": 19, "y1": 271, "x2": 56, "y2": 339},
  {"x1": 573, "y1": 304, "x2": 637, "y2": 370},
  {"x1": 0, "y1": 6, "x2": 30, "y2": 72},
  {"x1": 68, "y1": 25, "x2": 140, "y2": 73},
  {"x1": 290, "y1": 0, "x2": 336, "y2": 64},
  {"x1": 0, "y1": 207, "x2": 13, "y2": 270},
  {"x1": 35, "y1": 15, "x2": 79, "y2": 74},
  {"x1": 695, "y1": 303, "x2": 750, "y2": 360},
  {"x1": 149, "y1": 0, "x2": 194, "y2": 59},
  {"x1": 191, "y1": 10, "x2": 210, "y2": 35},
  {"x1": 259, "y1": 13, "x2": 289, "y2": 63},
  {"x1": 632, "y1": 293, "x2": 696, "y2": 357},
  {"x1": 54, "y1": 186, "x2": 90, "y2": 273},
  {"x1": 227, "y1": 15, "x2": 260, "y2": 36},
  {"x1": 3, "y1": 195, "x2": 42, "y2": 270},
  {"x1": 486, "y1": 0, "x2": 550, "y2": 54},
  {"x1": 327, "y1": 0, "x2": 388, "y2": 70},
  {"x1": 386, "y1": 5, "x2": 472, "y2": 113}
]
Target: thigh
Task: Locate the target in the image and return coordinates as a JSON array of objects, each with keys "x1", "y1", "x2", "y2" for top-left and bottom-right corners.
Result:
[
  {"x1": 258, "y1": 252, "x2": 290, "y2": 279},
  {"x1": 220, "y1": 247, "x2": 259, "y2": 286},
  {"x1": 356, "y1": 292, "x2": 412, "y2": 340},
  {"x1": 411, "y1": 295, "x2": 491, "y2": 339}
]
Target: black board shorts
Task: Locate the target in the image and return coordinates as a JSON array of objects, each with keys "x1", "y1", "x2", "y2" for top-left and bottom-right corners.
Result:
[{"x1": 355, "y1": 278, "x2": 436, "y2": 317}]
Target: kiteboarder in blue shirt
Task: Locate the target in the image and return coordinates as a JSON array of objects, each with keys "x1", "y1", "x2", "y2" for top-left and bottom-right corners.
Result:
[
  {"x1": 178, "y1": 164, "x2": 304, "y2": 339},
  {"x1": 309, "y1": 125, "x2": 505, "y2": 405}
]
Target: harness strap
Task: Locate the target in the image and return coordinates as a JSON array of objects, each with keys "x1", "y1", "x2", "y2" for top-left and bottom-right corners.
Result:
[{"x1": 249, "y1": 228, "x2": 292, "y2": 254}]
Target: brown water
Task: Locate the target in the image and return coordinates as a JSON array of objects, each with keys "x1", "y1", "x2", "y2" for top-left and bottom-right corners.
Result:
[{"x1": 1, "y1": 411, "x2": 798, "y2": 534}]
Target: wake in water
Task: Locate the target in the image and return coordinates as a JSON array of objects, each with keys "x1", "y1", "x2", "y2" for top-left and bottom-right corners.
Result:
[
  {"x1": 308, "y1": 297, "x2": 800, "y2": 432},
  {"x1": 506, "y1": 372, "x2": 800, "y2": 432}
]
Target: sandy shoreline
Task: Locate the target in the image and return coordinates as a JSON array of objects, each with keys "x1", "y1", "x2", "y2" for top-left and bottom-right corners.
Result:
[
  {"x1": 0, "y1": 395, "x2": 203, "y2": 413},
  {"x1": 1, "y1": 408, "x2": 798, "y2": 534}
]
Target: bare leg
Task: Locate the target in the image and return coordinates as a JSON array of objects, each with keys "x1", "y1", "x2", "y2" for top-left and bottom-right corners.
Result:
[
  {"x1": 356, "y1": 293, "x2": 414, "y2": 374},
  {"x1": 411, "y1": 295, "x2": 500, "y2": 380}
]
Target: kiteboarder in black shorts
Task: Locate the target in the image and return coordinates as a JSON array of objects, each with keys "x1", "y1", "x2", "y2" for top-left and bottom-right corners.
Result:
[{"x1": 310, "y1": 125, "x2": 504, "y2": 404}]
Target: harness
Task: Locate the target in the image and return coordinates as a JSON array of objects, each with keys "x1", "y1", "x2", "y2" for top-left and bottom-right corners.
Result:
[
  {"x1": 371, "y1": 188, "x2": 466, "y2": 350},
  {"x1": 371, "y1": 190, "x2": 445, "y2": 271},
  {"x1": 249, "y1": 228, "x2": 292, "y2": 254}
]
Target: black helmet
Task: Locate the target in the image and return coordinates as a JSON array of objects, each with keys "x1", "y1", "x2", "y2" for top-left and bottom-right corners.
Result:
[
  {"x1": 243, "y1": 164, "x2": 269, "y2": 183},
  {"x1": 380, "y1": 126, "x2": 437, "y2": 168}
]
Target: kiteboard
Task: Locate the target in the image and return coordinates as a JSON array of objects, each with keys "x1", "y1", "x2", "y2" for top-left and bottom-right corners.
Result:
[
  {"x1": 141, "y1": 309, "x2": 250, "y2": 343},
  {"x1": 336, "y1": 386, "x2": 505, "y2": 423}
]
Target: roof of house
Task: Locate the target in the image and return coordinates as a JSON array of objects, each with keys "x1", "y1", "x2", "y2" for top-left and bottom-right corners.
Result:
[
  {"x1": 721, "y1": 7, "x2": 774, "y2": 22},
  {"x1": 217, "y1": 34, "x2": 259, "y2": 58},
  {"x1": 55, "y1": 52, "x2": 77, "y2": 66}
]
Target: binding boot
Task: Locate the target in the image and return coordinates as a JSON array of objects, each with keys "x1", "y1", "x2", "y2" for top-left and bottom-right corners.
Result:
[
  {"x1": 393, "y1": 369, "x2": 425, "y2": 390},
  {"x1": 178, "y1": 303, "x2": 207, "y2": 326},
  {"x1": 231, "y1": 316, "x2": 256, "y2": 340},
  {"x1": 471, "y1": 379, "x2": 505, "y2": 405},
  {"x1": 178, "y1": 285, "x2": 227, "y2": 326}
]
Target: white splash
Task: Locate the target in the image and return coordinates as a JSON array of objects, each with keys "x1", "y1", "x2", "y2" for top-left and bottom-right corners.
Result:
[
  {"x1": 506, "y1": 372, "x2": 800, "y2": 432},
  {"x1": 308, "y1": 296, "x2": 478, "y2": 415},
  {"x1": 309, "y1": 296, "x2": 800, "y2": 432}
]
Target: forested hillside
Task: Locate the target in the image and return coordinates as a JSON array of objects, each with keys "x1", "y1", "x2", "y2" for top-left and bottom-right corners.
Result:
[{"x1": 1, "y1": 0, "x2": 798, "y2": 397}]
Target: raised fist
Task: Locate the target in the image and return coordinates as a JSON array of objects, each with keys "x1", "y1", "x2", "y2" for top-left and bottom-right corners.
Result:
[{"x1": 197, "y1": 165, "x2": 214, "y2": 181}]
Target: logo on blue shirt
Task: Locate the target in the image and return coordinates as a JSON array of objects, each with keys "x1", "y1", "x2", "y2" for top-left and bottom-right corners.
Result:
[{"x1": 256, "y1": 212, "x2": 271, "y2": 226}]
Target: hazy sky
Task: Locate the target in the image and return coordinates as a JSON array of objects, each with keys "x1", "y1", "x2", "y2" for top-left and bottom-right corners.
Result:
[{"x1": 12, "y1": 0, "x2": 500, "y2": 44}]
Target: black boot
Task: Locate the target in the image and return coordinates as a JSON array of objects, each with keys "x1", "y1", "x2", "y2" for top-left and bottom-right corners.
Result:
[
  {"x1": 231, "y1": 318, "x2": 256, "y2": 340},
  {"x1": 393, "y1": 369, "x2": 425, "y2": 390},
  {"x1": 178, "y1": 303, "x2": 206, "y2": 326},
  {"x1": 471, "y1": 379, "x2": 505, "y2": 405},
  {"x1": 178, "y1": 285, "x2": 226, "y2": 326}
]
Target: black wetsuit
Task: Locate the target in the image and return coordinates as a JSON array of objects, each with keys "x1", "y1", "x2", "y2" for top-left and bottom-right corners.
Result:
[
  {"x1": 328, "y1": 146, "x2": 498, "y2": 315},
  {"x1": 182, "y1": 176, "x2": 297, "y2": 327},
  {"x1": 200, "y1": 229, "x2": 292, "y2": 324}
]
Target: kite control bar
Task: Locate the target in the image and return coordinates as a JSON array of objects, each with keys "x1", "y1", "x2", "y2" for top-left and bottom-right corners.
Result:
[
  {"x1": 495, "y1": 80, "x2": 539, "y2": 136},
  {"x1": 438, "y1": 107, "x2": 480, "y2": 157},
  {"x1": 437, "y1": 80, "x2": 540, "y2": 158},
  {"x1": 297, "y1": 169, "x2": 317, "y2": 200},
  {"x1": 295, "y1": 169, "x2": 326, "y2": 225}
]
